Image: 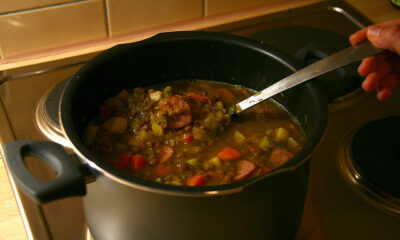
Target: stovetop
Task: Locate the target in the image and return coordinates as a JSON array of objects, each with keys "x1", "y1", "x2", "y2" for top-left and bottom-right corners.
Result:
[{"x1": 1, "y1": 1, "x2": 399, "y2": 240}]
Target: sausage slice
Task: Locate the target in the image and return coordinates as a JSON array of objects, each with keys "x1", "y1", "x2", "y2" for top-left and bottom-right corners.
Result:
[
  {"x1": 162, "y1": 95, "x2": 192, "y2": 129},
  {"x1": 234, "y1": 160, "x2": 256, "y2": 181}
]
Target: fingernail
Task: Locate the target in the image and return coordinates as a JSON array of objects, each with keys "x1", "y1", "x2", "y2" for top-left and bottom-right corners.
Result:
[{"x1": 367, "y1": 26, "x2": 382, "y2": 38}]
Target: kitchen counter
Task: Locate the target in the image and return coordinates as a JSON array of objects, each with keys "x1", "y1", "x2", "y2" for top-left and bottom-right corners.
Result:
[
  {"x1": 346, "y1": 0, "x2": 400, "y2": 23},
  {"x1": 0, "y1": 0, "x2": 399, "y2": 239}
]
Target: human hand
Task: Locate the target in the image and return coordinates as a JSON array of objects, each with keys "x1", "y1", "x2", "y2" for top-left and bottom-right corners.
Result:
[{"x1": 349, "y1": 18, "x2": 400, "y2": 100}]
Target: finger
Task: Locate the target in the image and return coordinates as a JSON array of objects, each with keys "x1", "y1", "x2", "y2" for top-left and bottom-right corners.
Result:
[
  {"x1": 361, "y1": 56, "x2": 400, "y2": 92},
  {"x1": 358, "y1": 56, "x2": 378, "y2": 76},
  {"x1": 349, "y1": 28, "x2": 368, "y2": 45},
  {"x1": 350, "y1": 19, "x2": 400, "y2": 46},
  {"x1": 362, "y1": 72, "x2": 380, "y2": 92},
  {"x1": 358, "y1": 51, "x2": 394, "y2": 76},
  {"x1": 376, "y1": 73, "x2": 400, "y2": 101},
  {"x1": 376, "y1": 88, "x2": 392, "y2": 101},
  {"x1": 380, "y1": 73, "x2": 400, "y2": 90},
  {"x1": 361, "y1": 60, "x2": 391, "y2": 92},
  {"x1": 367, "y1": 25, "x2": 400, "y2": 55},
  {"x1": 375, "y1": 60, "x2": 393, "y2": 79}
]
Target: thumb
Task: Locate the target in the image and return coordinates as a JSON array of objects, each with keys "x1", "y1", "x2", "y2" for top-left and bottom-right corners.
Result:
[{"x1": 367, "y1": 25, "x2": 400, "y2": 55}]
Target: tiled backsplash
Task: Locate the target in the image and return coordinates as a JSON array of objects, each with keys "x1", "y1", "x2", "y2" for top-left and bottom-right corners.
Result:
[
  {"x1": 0, "y1": 0, "x2": 293, "y2": 59},
  {"x1": 106, "y1": 0, "x2": 203, "y2": 37},
  {"x1": 205, "y1": 0, "x2": 285, "y2": 15},
  {"x1": 0, "y1": 0, "x2": 81, "y2": 14},
  {"x1": 0, "y1": 0, "x2": 107, "y2": 58}
]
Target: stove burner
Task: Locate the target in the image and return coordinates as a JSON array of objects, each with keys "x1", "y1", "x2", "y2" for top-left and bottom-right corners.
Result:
[
  {"x1": 340, "y1": 116, "x2": 400, "y2": 215},
  {"x1": 35, "y1": 78, "x2": 72, "y2": 148}
]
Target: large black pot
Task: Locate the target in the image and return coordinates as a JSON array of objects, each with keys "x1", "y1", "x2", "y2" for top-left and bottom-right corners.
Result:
[{"x1": 6, "y1": 31, "x2": 334, "y2": 240}]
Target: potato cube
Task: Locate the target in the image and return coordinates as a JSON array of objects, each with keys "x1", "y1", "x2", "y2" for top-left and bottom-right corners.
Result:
[
  {"x1": 258, "y1": 136, "x2": 271, "y2": 151},
  {"x1": 287, "y1": 137, "x2": 299, "y2": 149},
  {"x1": 151, "y1": 121, "x2": 164, "y2": 136},
  {"x1": 149, "y1": 91, "x2": 162, "y2": 102},
  {"x1": 273, "y1": 127, "x2": 289, "y2": 143},
  {"x1": 187, "y1": 158, "x2": 198, "y2": 167},
  {"x1": 84, "y1": 125, "x2": 99, "y2": 146},
  {"x1": 103, "y1": 117, "x2": 127, "y2": 134},
  {"x1": 233, "y1": 131, "x2": 246, "y2": 144},
  {"x1": 203, "y1": 157, "x2": 221, "y2": 170}
]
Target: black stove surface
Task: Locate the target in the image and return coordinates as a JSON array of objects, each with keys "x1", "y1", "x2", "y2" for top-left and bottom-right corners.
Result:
[{"x1": 351, "y1": 116, "x2": 400, "y2": 199}]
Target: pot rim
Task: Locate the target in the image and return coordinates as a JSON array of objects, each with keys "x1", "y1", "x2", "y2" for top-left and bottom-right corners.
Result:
[{"x1": 60, "y1": 31, "x2": 329, "y2": 196}]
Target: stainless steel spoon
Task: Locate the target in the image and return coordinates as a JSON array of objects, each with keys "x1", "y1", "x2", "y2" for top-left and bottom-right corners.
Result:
[{"x1": 234, "y1": 41, "x2": 382, "y2": 114}]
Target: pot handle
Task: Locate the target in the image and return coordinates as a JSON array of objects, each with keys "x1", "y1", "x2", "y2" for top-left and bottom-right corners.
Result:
[
  {"x1": 294, "y1": 42, "x2": 362, "y2": 102},
  {"x1": 4, "y1": 140, "x2": 86, "y2": 204}
]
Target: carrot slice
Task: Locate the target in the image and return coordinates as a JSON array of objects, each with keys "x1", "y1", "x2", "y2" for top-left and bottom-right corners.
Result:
[
  {"x1": 234, "y1": 160, "x2": 256, "y2": 181},
  {"x1": 131, "y1": 154, "x2": 146, "y2": 171},
  {"x1": 217, "y1": 147, "x2": 243, "y2": 161},
  {"x1": 186, "y1": 174, "x2": 206, "y2": 186},
  {"x1": 154, "y1": 166, "x2": 169, "y2": 176},
  {"x1": 114, "y1": 152, "x2": 132, "y2": 169},
  {"x1": 183, "y1": 133, "x2": 194, "y2": 144}
]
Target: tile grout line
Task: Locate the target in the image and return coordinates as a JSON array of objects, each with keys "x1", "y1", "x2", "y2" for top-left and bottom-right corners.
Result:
[
  {"x1": 0, "y1": 0, "x2": 88, "y2": 16},
  {"x1": 203, "y1": 0, "x2": 208, "y2": 17},
  {"x1": 103, "y1": 0, "x2": 111, "y2": 37}
]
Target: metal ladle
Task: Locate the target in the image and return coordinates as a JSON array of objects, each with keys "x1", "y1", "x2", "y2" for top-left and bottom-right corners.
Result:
[{"x1": 234, "y1": 41, "x2": 383, "y2": 114}]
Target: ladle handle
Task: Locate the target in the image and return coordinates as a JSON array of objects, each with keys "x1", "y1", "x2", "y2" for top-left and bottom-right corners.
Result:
[{"x1": 236, "y1": 41, "x2": 382, "y2": 113}]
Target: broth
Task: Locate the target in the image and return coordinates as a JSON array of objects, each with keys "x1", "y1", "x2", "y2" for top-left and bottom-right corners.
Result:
[{"x1": 84, "y1": 80, "x2": 306, "y2": 186}]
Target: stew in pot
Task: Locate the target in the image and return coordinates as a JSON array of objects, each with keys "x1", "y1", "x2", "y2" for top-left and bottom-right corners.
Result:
[{"x1": 84, "y1": 80, "x2": 306, "y2": 186}]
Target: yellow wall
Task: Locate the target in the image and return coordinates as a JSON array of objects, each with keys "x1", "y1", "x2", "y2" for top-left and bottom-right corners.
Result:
[
  {"x1": 0, "y1": 0, "x2": 398, "y2": 61},
  {"x1": 0, "y1": 0, "x2": 301, "y2": 58}
]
